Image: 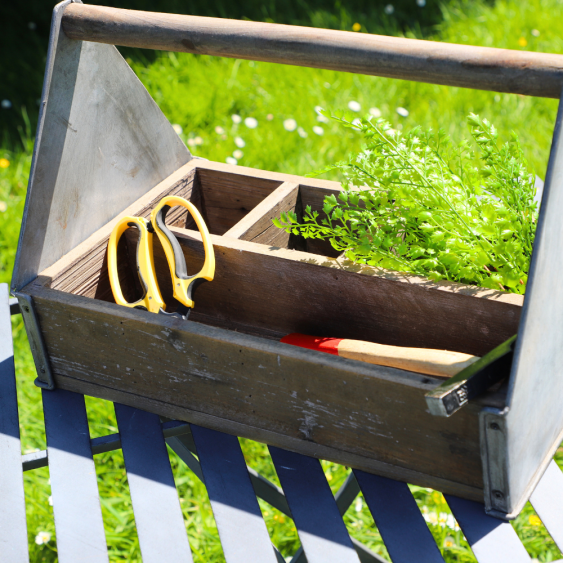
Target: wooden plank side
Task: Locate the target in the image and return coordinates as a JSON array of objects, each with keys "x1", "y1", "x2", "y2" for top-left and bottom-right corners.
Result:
[
  {"x1": 223, "y1": 182, "x2": 299, "y2": 245},
  {"x1": 197, "y1": 167, "x2": 282, "y2": 235},
  {"x1": 166, "y1": 230, "x2": 521, "y2": 358},
  {"x1": 530, "y1": 460, "x2": 563, "y2": 551},
  {"x1": 114, "y1": 404, "x2": 193, "y2": 563},
  {"x1": 26, "y1": 279, "x2": 488, "y2": 494},
  {"x1": 269, "y1": 447, "x2": 360, "y2": 563},
  {"x1": 496, "y1": 96, "x2": 563, "y2": 517},
  {"x1": 0, "y1": 284, "x2": 28, "y2": 563},
  {"x1": 445, "y1": 496, "x2": 530, "y2": 563},
  {"x1": 12, "y1": 3, "x2": 191, "y2": 293},
  {"x1": 42, "y1": 388, "x2": 109, "y2": 563},
  {"x1": 62, "y1": 4, "x2": 563, "y2": 98},
  {"x1": 354, "y1": 470, "x2": 444, "y2": 563},
  {"x1": 43, "y1": 163, "x2": 199, "y2": 301},
  {"x1": 190, "y1": 425, "x2": 278, "y2": 562}
]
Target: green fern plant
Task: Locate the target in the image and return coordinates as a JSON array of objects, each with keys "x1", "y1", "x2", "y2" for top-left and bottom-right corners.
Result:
[{"x1": 274, "y1": 112, "x2": 538, "y2": 294}]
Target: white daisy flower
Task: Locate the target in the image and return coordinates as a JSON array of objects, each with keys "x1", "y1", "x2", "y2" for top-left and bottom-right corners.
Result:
[
  {"x1": 369, "y1": 107, "x2": 382, "y2": 118},
  {"x1": 226, "y1": 156, "x2": 238, "y2": 165},
  {"x1": 244, "y1": 117, "x2": 258, "y2": 129},
  {"x1": 283, "y1": 119, "x2": 297, "y2": 131},
  {"x1": 352, "y1": 118, "x2": 362, "y2": 128},
  {"x1": 297, "y1": 127, "x2": 308, "y2": 138},
  {"x1": 317, "y1": 114, "x2": 329, "y2": 123},
  {"x1": 396, "y1": 107, "x2": 409, "y2": 117},
  {"x1": 215, "y1": 126, "x2": 225, "y2": 134},
  {"x1": 1, "y1": 100, "x2": 12, "y2": 109},
  {"x1": 187, "y1": 139, "x2": 196, "y2": 147},
  {"x1": 35, "y1": 531, "x2": 51, "y2": 545},
  {"x1": 231, "y1": 114, "x2": 242, "y2": 124},
  {"x1": 532, "y1": 29, "x2": 540, "y2": 37},
  {"x1": 354, "y1": 497, "x2": 363, "y2": 512},
  {"x1": 267, "y1": 113, "x2": 274, "y2": 121},
  {"x1": 348, "y1": 101, "x2": 361, "y2": 112},
  {"x1": 172, "y1": 124, "x2": 183, "y2": 135},
  {"x1": 313, "y1": 126, "x2": 324, "y2": 135},
  {"x1": 233, "y1": 149, "x2": 243, "y2": 159},
  {"x1": 416, "y1": 0, "x2": 426, "y2": 6},
  {"x1": 194, "y1": 136, "x2": 203, "y2": 145},
  {"x1": 234, "y1": 136, "x2": 246, "y2": 148},
  {"x1": 384, "y1": 4, "x2": 394, "y2": 15}
]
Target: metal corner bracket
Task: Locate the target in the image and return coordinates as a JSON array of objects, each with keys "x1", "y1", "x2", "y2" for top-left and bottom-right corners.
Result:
[
  {"x1": 479, "y1": 406, "x2": 511, "y2": 519},
  {"x1": 14, "y1": 292, "x2": 55, "y2": 390}
]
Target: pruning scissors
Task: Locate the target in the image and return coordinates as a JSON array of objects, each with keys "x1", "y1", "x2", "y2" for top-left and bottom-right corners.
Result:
[{"x1": 107, "y1": 195, "x2": 215, "y2": 319}]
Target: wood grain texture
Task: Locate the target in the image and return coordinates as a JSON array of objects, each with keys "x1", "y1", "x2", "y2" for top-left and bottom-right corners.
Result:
[
  {"x1": 223, "y1": 182, "x2": 299, "y2": 246},
  {"x1": 12, "y1": 6, "x2": 190, "y2": 293},
  {"x1": 160, "y1": 229, "x2": 520, "y2": 358},
  {"x1": 61, "y1": 3, "x2": 563, "y2": 98},
  {"x1": 197, "y1": 167, "x2": 282, "y2": 235},
  {"x1": 23, "y1": 276, "x2": 487, "y2": 498}
]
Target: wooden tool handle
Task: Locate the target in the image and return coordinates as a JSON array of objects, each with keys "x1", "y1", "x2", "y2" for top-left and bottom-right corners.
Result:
[
  {"x1": 337, "y1": 340, "x2": 479, "y2": 378},
  {"x1": 281, "y1": 334, "x2": 479, "y2": 378},
  {"x1": 61, "y1": 3, "x2": 563, "y2": 98}
]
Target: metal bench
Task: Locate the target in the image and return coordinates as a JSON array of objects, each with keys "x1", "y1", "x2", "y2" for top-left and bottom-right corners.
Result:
[{"x1": 2, "y1": 281, "x2": 563, "y2": 562}]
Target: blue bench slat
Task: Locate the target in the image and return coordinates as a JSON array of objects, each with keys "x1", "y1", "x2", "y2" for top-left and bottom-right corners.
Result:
[
  {"x1": 42, "y1": 388, "x2": 109, "y2": 562},
  {"x1": 530, "y1": 460, "x2": 563, "y2": 550},
  {"x1": 268, "y1": 446, "x2": 360, "y2": 563},
  {"x1": 445, "y1": 495, "x2": 530, "y2": 562},
  {"x1": 0, "y1": 284, "x2": 28, "y2": 562},
  {"x1": 190, "y1": 425, "x2": 279, "y2": 563},
  {"x1": 114, "y1": 404, "x2": 193, "y2": 562},
  {"x1": 354, "y1": 470, "x2": 445, "y2": 563}
]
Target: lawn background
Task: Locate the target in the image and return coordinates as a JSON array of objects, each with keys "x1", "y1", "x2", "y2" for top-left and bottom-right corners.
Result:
[{"x1": 1, "y1": 0, "x2": 562, "y2": 560}]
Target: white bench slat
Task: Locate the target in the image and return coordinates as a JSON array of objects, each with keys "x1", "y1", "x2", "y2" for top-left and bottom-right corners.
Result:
[
  {"x1": 42, "y1": 389, "x2": 109, "y2": 562},
  {"x1": 0, "y1": 284, "x2": 28, "y2": 562},
  {"x1": 114, "y1": 404, "x2": 192, "y2": 562},
  {"x1": 354, "y1": 470, "x2": 445, "y2": 563},
  {"x1": 190, "y1": 424, "x2": 279, "y2": 562},
  {"x1": 530, "y1": 460, "x2": 563, "y2": 550},
  {"x1": 269, "y1": 446, "x2": 361, "y2": 563},
  {"x1": 445, "y1": 495, "x2": 530, "y2": 562}
]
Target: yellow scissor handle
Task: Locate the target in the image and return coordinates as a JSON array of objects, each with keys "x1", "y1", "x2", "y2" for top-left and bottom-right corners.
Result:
[
  {"x1": 107, "y1": 216, "x2": 166, "y2": 314},
  {"x1": 150, "y1": 196, "x2": 215, "y2": 310}
]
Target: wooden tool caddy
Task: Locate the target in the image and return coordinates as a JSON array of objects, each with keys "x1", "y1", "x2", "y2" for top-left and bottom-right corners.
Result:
[{"x1": 12, "y1": 0, "x2": 563, "y2": 520}]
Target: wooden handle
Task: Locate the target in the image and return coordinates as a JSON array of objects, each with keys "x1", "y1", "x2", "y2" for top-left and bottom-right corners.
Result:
[
  {"x1": 337, "y1": 340, "x2": 479, "y2": 378},
  {"x1": 280, "y1": 334, "x2": 479, "y2": 378},
  {"x1": 61, "y1": 4, "x2": 563, "y2": 98}
]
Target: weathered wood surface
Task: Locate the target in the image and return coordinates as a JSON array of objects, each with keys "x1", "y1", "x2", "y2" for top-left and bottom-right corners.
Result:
[
  {"x1": 197, "y1": 167, "x2": 281, "y2": 235},
  {"x1": 489, "y1": 95, "x2": 563, "y2": 518},
  {"x1": 166, "y1": 229, "x2": 520, "y2": 357},
  {"x1": 24, "y1": 273, "x2": 493, "y2": 502},
  {"x1": 61, "y1": 3, "x2": 563, "y2": 98},
  {"x1": 12, "y1": 1, "x2": 190, "y2": 293},
  {"x1": 223, "y1": 182, "x2": 299, "y2": 246}
]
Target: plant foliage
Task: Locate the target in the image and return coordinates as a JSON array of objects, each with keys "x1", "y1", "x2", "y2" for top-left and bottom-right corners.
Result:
[{"x1": 274, "y1": 112, "x2": 538, "y2": 294}]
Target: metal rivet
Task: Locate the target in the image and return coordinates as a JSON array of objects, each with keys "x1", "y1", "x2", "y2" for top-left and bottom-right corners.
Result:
[
  {"x1": 492, "y1": 490, "x2": 504, "y2": 500},
  {"x1": 490, "y1": 422, "x2": 501, "y2": 431}
]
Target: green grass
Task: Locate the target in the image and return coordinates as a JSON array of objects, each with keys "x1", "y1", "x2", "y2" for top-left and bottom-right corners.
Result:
[{"x1": 2, "y1": 0, "x2": 563, "y2": 560}]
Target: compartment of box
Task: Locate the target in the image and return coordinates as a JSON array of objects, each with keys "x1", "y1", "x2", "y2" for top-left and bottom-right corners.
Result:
[{"x1": 20, "y1": 160, "x2": 524, "y2": 501}]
